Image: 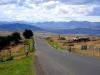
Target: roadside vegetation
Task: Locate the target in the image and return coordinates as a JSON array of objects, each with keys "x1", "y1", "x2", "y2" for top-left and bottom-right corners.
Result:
[
  {"x1": 46, "y1": 37, "x2": 64, "y2": 50},
  {"x1": 0, "y1": 54, "x2": 35, "y2": 75},
  {"x1": 0, "y1": 29, "x2": 36, "y2": 75}
]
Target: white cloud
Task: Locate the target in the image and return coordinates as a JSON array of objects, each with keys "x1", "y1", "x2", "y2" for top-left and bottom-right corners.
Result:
[{"x1": 0, "y1": 0, "x2": 100, "y2": 22}]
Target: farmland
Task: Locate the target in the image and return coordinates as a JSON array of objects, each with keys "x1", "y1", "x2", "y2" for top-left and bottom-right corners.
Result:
[
  {"x1": 46, "y1": 35, "x2": 100, "y2": 57},
  {"x1": 0, "y1": 31, "x2": 12, "y2": 36}
]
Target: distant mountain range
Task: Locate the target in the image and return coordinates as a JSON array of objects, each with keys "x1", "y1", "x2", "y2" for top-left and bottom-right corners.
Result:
[
  {"x1": 32, "y1": 21, "x2": 100, "y2": 29},
  {"x1": 0, "y1": 21, "x2": 100, "y2": 35},
  {"x1": 0, "y1": 22, "x2": 43, "y2": 32},
  {"x1": 48, "y1": 28, "x2": 100, "y2": 35}
]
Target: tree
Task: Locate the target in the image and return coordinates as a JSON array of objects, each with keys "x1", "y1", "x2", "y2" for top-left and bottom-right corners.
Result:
[
  {"x1": 0, "y1": 32, "x2": 21, "y2": 61},
  {"x1": 23, "y1": 29, "x2": 34, "y2": 55},
  {"x1": 23, "y1": 29, "x2": 33, "y2": 39},
  {"x1": 0, "y1": 36, "x2": 10, "y2": 50},
  {"x1": 11, "y1": 32, "x2": 21, "y2": 44},
  {"x1": 0, "y1": 36, "x2": 13, "y2": 61},
  {"x1": 0, "y1": 36, "x2": 5, "y2": 50},
  {"x1": 5, "y1": 36, "x2": 12, "y2": 46}
]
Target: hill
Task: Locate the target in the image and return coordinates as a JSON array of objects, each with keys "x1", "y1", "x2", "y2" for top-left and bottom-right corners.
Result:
[
  {"x1": 33, "y1": 21, "x2": 100, "y2": 29},
  {"x1": 0, "y1": 21, "x2": 100, "y2": 35},
  {"x1": 48, "y1": 28, "x2": 100, "y2": 35},
  {"x1": 31, "y1": 21, "x2": 100, "y2": 35},
  {"x1": 0, "y1": 22, "x2": 44, "y2": 32}
]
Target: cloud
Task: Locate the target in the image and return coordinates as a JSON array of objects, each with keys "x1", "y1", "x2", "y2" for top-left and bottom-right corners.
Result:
[
  {"x1": 0, "y1": 0, "x2": 100, "y2": 22},
  {"x1": 59, "y1": 0, "x2": 100, "y2": 4},
  {"x1": 0, "y1": 0, "x2": 100, "y2": 5},
  {"x1": 0, "y1": 0, "x2": 17, "y2": 5},
  {"x1": 89, "y1": 6, "x2": 100, "y2": 16}
]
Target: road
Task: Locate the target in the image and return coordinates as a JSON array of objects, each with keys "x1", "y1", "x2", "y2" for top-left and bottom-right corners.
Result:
[{"x1": 34, "y1": 35, "x2": 100, "y2": 75}]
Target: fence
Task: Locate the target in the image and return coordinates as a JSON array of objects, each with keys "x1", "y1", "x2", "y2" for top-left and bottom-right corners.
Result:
[
  {"x1": 65, "y1": 45, "x2": 100, "y2": 57},
  {"x1": 0, "y1": 45, "x2": 25, "y2": 62},
  {"x1": 80, "y1": 45, "x2": 100, "y2": 56}
]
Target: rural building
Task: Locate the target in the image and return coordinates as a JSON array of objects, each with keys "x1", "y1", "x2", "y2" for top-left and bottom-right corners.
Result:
[{"x1": 68, "y1": 37, "x2": 90, "y2": 43}]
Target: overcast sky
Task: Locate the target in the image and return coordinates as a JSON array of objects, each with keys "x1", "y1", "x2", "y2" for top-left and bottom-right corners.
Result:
[{"x1": 0, "y1": 0, "x2": 100, "y2": 22}]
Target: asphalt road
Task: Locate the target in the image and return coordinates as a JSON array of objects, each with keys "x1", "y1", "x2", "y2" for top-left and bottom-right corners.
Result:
[{"x1": 34, "y1": 35, "x2": 100, "y2": 75}]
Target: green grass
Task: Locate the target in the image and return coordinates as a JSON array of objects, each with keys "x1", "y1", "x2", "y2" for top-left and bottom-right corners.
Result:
[
  {"x1": 29, "y1": 39, "x2": 34, "y2": 52},
  {"x1": 0, "y1": 54, "x2": 36, "y2": 75},
  {"x1": 46, "y1": 39, "x2": 62, "y2": 49},
  {"x1": 26, "y1": 38, "x2": 34, "y2": 52}
]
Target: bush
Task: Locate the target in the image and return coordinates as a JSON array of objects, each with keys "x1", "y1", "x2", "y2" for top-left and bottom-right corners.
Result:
[
  {"x1": 60, "y1": 37, "x2": 66, "y2": 40},
  {"x1": 11, "y1": 32, "x2": 21, "y2": 45},
  {"x1": 23, "y1": 29, "x2": 33, "y2": 39},
  {"x1": 0, "y1": 36, "x2": 11, "y2": 50}
]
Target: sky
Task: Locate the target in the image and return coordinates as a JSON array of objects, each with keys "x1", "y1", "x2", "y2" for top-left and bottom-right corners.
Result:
[{"x1": 0, "y1": 0, "x2": 100, "y2": 22}]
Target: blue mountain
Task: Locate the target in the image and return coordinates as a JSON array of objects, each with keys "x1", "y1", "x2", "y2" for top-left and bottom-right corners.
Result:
[
  {"x1": 48, "y1": 28, "x2": 100, "y2": 35},
  {"x1": 0, "y1": 21, "x2": 100, "y2": 35},
  {"x1": 0, "y1": 22, "x2": 44, "y2": 32},
  {"x1": 33, "y1": 21, "x2": 100, "y2": 29}
]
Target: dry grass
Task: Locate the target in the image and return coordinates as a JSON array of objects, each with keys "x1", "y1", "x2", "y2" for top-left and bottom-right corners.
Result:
[
  {"x1": 0, "y1": 44, "x2": 25, "y2": 61},
  {"x1": 48, "y1": 35, "x2": 100, "y2": 57},
  {"x1": 0, "y1": 37, "x2": 34, "y2": 61},
  {"x1": 0, "y1": 31, "x2": 12, "y2": 36}
]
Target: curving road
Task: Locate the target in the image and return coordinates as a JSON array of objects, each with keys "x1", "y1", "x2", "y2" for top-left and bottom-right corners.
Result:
[{"x1": 34, "y1": 34, "x2": 100, "y2": 75}]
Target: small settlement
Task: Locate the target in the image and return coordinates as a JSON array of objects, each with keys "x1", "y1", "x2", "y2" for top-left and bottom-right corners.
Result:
[{"x1": 48, "y1": 35, "x2": 100, "y2": 56}]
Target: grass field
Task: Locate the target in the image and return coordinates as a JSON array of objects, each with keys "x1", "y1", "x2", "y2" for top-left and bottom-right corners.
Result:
[{"x1": 0, "y1": 54, "x2": 36, "y2": 75}]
